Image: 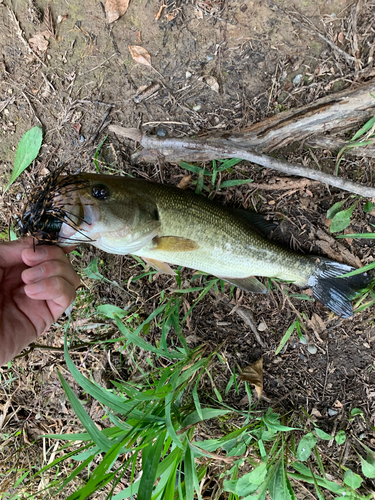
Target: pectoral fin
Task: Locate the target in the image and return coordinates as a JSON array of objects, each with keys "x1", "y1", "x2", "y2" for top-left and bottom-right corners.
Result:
[
  {"x1": 220, "y1": 276, "x2": 268, "y2": 294},
  {"x1": 152, "y1": 236, "x2": 199, "y2": 252},
  {"x1": 143, "y1": 258, "x2": 176, "y2": 275}
]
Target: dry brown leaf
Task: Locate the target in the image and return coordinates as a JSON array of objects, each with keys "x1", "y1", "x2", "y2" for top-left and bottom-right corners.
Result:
[
  {"x1": 29, "y1": 32, "x2": 49, "y2": 54},
  {"x1": 128, "y1": 45, "x2": 151, "y2": 67},
  {"x1": 177, "y1": 174, "x2": 192, "y2": 190},
  {"x1": 309, "y1": 313, "x2": 325, "y2": 335},
  {"x1": 43, "y1": 3, "x2": 55, "y2": 38},
  {"x1": 240, "y1": 358, "x2": 263, "y2": 399},
  {"x1": 106, "y1": 0, "x2": 130, "y2": 24},
  {"x1": 202, "y1": 75, "x2": 219, "y2": 93}
]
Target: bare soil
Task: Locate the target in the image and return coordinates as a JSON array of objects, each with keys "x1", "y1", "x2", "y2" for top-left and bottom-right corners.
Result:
[{"x1": 1, "y1": 0, "x2": 375, "y2": 498}]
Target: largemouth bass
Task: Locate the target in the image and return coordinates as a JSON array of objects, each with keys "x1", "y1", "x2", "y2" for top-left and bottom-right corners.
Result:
[{"x1": 20, "y1": 171, "x2": 372, "y2": 318}]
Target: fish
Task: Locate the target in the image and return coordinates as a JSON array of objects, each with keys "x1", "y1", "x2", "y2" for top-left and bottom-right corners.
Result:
[{"x1": 20, "y1": 170, "x2": 373, "y2": 318}]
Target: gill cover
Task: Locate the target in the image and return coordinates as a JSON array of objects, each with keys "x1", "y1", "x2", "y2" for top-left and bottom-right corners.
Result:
[{"x1": 58, "y1": 175, "x2": 162, "y2": 254}]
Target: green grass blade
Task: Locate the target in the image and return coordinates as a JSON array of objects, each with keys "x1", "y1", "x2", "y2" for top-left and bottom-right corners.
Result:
[
  {"x1": 57, "y1": 370, "x2": 113, "y2": 452},
  {"x1": 165, "y1": 391, "x2": 184, "y2": 450},
  {"x1": 66, "y1": 439, "x2": 124, "y2": 500},
  {"x1": 64, "y1": 335, "x2": 164, "y2": 421},
  {"x1": 179, "y1": 161, "x2": 212, "y2": 176},
  {"x1": 114, "y1": 316, "x2": 186, "y2": 360},
  {"x1": 93, "y1": 134, "x2": 108, "y2": 172},
  {"x1": 183, "y1": 445, "x2": 195, "y2": 500},
  {"x1": 219, "y1": 178, "x2": 253, "y2": 189},
  {"x1": 351, "y1": 115, "x2": 375, "y2": 141},
  {"x1": 337, "y1": 261, "x2": 375, "y2": 277},
  {"x1": 137, "y1": 430, "x2": 167, "y2": 500},
  {"x1": 216, "y1": 158, "x2": 243, "y2": 172},
  {"x1": 336, "y1": 232, "x2": 375, "y2": 238},
  {"x1": 275, "y1": 321, "x2": 297, "y2": 355},
  {"x1": 5, "y1": 126, "x2": 43, "y2": 192}
]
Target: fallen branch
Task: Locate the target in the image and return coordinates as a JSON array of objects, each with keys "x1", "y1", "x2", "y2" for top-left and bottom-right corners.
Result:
[{"x1": 109, "y1": 125, "x2": 375, "y2": 198}]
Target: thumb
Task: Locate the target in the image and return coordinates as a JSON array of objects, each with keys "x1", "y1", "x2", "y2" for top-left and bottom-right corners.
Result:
[{"x1": 0, "y1": 237, "x2": 35, "y2": 267}]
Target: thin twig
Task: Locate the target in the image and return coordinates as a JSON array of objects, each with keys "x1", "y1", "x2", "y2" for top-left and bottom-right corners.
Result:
[
  {"x1": 109, "y1": 126, "x2": 375, "y2": 199},
  {"x1": 235, "y1": 307, "x2": 266, "y2": 348}
]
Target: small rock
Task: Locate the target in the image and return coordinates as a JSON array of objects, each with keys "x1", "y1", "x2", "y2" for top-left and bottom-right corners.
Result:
[
  {"x1": 186, "y1": 71, "x2": 192, "y2": 78},
  {"x1": 257, "y1": 321, "x2": 267, "y2": 331},
  {"x1": 292, "y1": 74, "x2": 303, "y2": 86},
  {"x1": 156, "y1": 128, "x2": 167, "y2": 137},
  {"x1": 328, "y1": 409, "x2": 338, "y2": 416},
  {"x1": 307, "y1": 344, "x2": 317, "y2": 354}
]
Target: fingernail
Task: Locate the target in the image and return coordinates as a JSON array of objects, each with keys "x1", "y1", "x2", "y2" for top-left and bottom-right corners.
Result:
[
  {"x1": 23, "y1": 266, "x2": 43, "y2": 282},
  {"x1": 25, "y1": 282, "x2": 44, "y2": 294},
  {"x1": 24, "y1": 246, "x2": 47, "y2": 260}
]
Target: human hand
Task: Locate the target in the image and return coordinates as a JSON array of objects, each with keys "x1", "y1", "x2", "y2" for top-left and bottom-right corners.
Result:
[{"x1": 0, "y1": 237, "x2": 81, "y2": 366}]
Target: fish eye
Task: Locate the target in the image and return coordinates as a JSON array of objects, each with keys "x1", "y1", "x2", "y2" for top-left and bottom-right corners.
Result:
[{"x1": 92, "y1": 184, "x2": 110, "y2": 200}]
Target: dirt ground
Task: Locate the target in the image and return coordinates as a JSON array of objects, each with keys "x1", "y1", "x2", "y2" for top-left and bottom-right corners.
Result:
[{"x1": 1, "y1": 0, "x2": 375, "y2": 498}]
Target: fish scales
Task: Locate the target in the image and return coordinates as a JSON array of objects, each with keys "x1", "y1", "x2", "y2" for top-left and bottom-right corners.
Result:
[
  {"x1": 20, "y1": 172, "x2": 373, "y2": 317},
  {"x1": 134, "y1": 182, "x2": 316, "y2": 284}
]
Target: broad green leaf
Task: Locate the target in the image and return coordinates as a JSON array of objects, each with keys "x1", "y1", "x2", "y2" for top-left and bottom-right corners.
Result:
[
  {"x1": 296, "y1": 433, "x2": 317, "y2": 461},
  {"x1": 84, "y1": 258, "x2": 104, "y2": 280},
  {"x1": 364, "y1": 201, "x2": 374, "y2": 213},
  {"x1": 360, "y1": 456, "x2": 375, "y2": 478},
  {"x1": 96, "y1": 304, "x2": 130, "y2": 319},
  {"x1": 219, "y1": 178, "x2": 253, "y2": 189},
  {"x1": 264, "y1": 411, "x2": 298, "y2": 432},
  {"x1": 223, "y1": 476, "x2": 258, "y2": 496},
  {"x1": 326, "y1": 201, "x2": 345, "y2": 220},
  {"x1": 350, "y1": 408, "x2": 364, "y2": 418},
  {"x1": 330, "y1": 204, "x2": 356, "y2": 233},
  {"x1": 5, "y1": 126, "x2": 43, "y2": 192},
  {"x1": 343, "y1": 469, "x2": 362, "y2": 489},
  {"x1": 246, "y1": 463, "x2": 268, "y2": 485},
  {"x1": 314, "y1": 428, "x2": 332, "y2": 441},
  {"x1": 138, "y1": 430, "x2": 167, "y2": 500},
  {"x1": 268, "y1": 462, "x2": 295, "y2": 500},
  {"x1": 335, "y1": 430, "x2": 346, "y2": 445}
]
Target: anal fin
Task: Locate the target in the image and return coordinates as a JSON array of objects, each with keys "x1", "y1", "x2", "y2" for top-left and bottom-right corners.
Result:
[
  {"x1": 219, "y1": 276, "x2": 268, "y2": 294},
  {"x1": 143, "y1": 258, "x2": 176, "y2": 275}
]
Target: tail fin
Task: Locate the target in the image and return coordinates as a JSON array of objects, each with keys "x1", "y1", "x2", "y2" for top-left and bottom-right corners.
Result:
[{"x1": 307, "y1": 259, "x2": 373, "y2": 318}]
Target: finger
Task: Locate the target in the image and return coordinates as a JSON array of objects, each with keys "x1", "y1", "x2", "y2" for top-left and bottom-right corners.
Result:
[
  {"x1": 24, "y1": 276, "x2": 77, "y2": 307},
  {"x1": 22, "y1": 244, "x2": 69, "y2": 266},
  {"x1": 0, "y1": 237, "x2": 35, "y2": 267},
  {"x1": 21, "y1": 259, "x2": 81, "y2": 290}
]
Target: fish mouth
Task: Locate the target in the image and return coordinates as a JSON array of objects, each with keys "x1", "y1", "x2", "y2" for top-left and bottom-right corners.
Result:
[{"x1": 20, "y1": 167, "x2": 94, "y2": 245}]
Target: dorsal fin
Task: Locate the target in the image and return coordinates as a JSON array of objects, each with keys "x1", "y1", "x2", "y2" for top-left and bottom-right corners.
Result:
[{"x1": 232, "y1": 209, "x2": 277, "y2": 236}]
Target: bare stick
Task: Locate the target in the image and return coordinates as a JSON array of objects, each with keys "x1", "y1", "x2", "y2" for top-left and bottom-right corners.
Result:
[{"x1": 109, "y1": 125, "x2": 375, "y2": 199}]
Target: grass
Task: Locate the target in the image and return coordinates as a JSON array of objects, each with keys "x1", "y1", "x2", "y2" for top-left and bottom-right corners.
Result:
[
  {"x1": 3, "y1": 133, "x2": 375, "y2": 499},
  {"x1": 4, "y1": 283, "x2": 374, "y2": 500}
]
